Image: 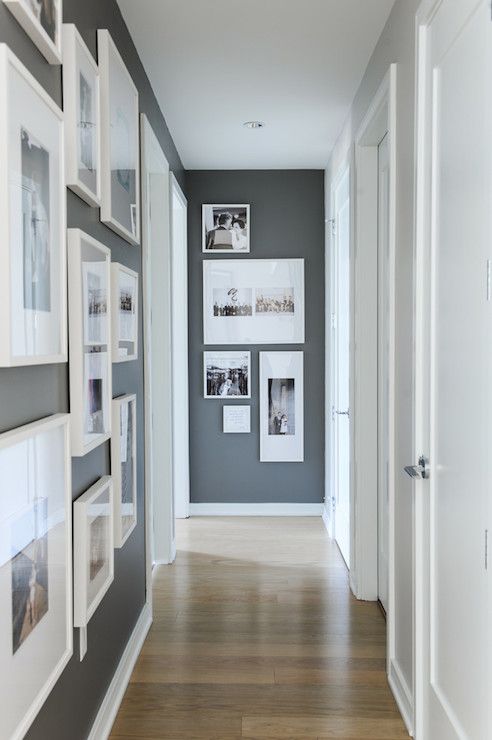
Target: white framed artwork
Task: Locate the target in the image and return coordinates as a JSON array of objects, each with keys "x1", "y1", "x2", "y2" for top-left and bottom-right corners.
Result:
[
  {"x1": 98, "y1": 29, "x2": 140, "y2": 245},
  {"x1": 202, "y1": 204, "x2": 250, "y2": 253},
  {"x1": 68, "y1": 229, "x2": 112, "y2": 457},
  {"x1": 204, "y1": 350, "x2": 250, "y2": 399},
  {"x1": 203, "y1": 259, "x2": 304, "y2": 345},
  {"x1": 223, "y1": 406, "x2": 251, "y2": 434},
  {"x1": 0, "y1": 413, "x2": 72, "y2": 740},
  {"x1": 111, "y1": 262, "x2": 138, "y2": 362},
  {"x1": 0, "y1": 44, "x2": 66, "y2": 367},
  {"x1": 260, "y1": 352, "x2": 304, "y2": 462},
  {"x1": 3, "y1": 0, "x2": 62, "y2": 64},
  {"x1": 62, "y1": 24, "x2": 101, "y2": 207},
  {"x1": 111, "y1": 394, "x2": 137, "y2": 548}
]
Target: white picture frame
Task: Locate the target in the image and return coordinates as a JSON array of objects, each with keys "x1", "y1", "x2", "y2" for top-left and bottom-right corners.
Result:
[
  {"x1": 111, "y1": 262, "x2": 139, "y2": 362},
  {"x1": 0, "y1": 413, "x2": 72, "y2": 740},
  {"x1": 0, "y1": 44, "x2": 67, "y2": 367},
  {"x1": 62, "y1": 24, "x2": 101, "y2": 207},
  {"x1": 203, "y1": 259, "x2": 304, "y2": 345},
  {"x1": 203, "y1": 350, "x2": 251, "y2": 399},
  {"x1": 3, "y1": 0, "x2": 62, "y2": 65},
  {"x1": 67, "y1": 229, "x2": 112, "y2": 457},
  {"x1": 202, "y1": 204, "x2": 250, "y2": 253},
  {"x1": 111, "y1": 394, "x2": 137, "y2": 548},
  {"x1": 223, "y1": 406, "x2": 251, "y2": 434},
  {"x1": 260, "y1": 352, "x2": 304, "y2": 462},
  {"x1": 98, "y1": 29, "x2": 140, "y2": 245}
]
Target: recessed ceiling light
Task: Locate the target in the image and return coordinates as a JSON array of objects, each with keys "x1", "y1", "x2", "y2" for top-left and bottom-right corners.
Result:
[{"x1": 243, "y1": 121, "x2": 265, "y2": 129}]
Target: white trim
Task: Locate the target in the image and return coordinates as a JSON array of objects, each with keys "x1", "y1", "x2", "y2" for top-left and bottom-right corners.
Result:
[
  {"x1": 4, "y1": 0, "x2": 62, "y2": 64},
  {"x1": 321, "y1": 503, "x2": 332, "y2": 534},
  {"x1": 189, "y1": 503, "x2": 324, "y2": 517},
  {"x1": 87, "y1": 603, "x2": 152, "y2": 740},
  {"x1": 389, "y1": 658, "x2": 415, "y2": 737}
]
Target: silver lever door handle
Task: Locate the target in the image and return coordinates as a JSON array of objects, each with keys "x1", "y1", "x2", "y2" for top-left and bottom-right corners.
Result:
[
  {"x1": 335, "y1": 409, "x2": 350, "y2": 417},
  {"x1": 404, "y1": 455, "x2": 429, "y2": 480}
]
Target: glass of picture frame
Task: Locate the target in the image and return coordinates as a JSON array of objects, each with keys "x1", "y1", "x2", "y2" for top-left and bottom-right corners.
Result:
[
  {"x1": 68, "y1": 229, "x2": 112, "y2": 457},
  {"x1": 0, "y1": 44, "x2": 66, "y2": 367},
  {"x1": 260, "y1": 352, "x2": 304, "y2": 462},
  {"x1": 4, "y1": 0, "x2": 62, "y2": 64},
  {"x1": 202, "y1": 204, "x2": 250, "y2": 253},
  {"x1": 111, "y1": 262, "x2": 139, "y2": 362},
  {"x1": 203, "y1": 351, "x2": 251, "y2": 399},
  {"x1": 0, "y1": 413, "x2": 72, "y2": 740},
  {"x1": 111, "y1": 394, "x2": 137, "y2": 548}
]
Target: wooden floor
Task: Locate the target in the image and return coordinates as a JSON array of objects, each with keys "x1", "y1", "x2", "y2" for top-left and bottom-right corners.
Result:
[{"x1": 110, "y1": 517, "x2": 408, "y2": 739}]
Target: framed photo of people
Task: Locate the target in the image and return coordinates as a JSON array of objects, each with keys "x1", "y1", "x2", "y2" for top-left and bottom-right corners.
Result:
[
  {"x1": 3, "y1": 0, "x2": 62, "y2": 64},
  {"x1": 259, "y1": 352, "x2": 304, "y2": 462},
  {"x1": 202, "y1": 204, "x2": 250, "y2": 253},
  {"x1": 203, "y1": 259, "x2": 304, "y2": 345},
  {"x1": 62, "y1": 24, "x2": 101, "y2": 207},
  {"x1": 0, "y1": 413, "x2": 72, "y2": 740},
  {"x1": 0, "y1": 45, "x2": 66, "y2": 367},
  {"x1": 203, "y1": 351, "x2": 251, "y2": 399},
  {"x1": 98, "y1": 29, "x2": 140, "y2": 245},
  {"x1": 67, "y1": 229, "x2": 112, "y2": 457},
  {"x1": 111, "y1": 263, "x2": 139, "y2": 362},
  {"x1": 111, "y1": 394, "x2": 137, "y2": 548}
]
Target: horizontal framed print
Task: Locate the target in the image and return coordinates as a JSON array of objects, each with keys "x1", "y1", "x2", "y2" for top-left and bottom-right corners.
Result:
[
  {"x1": 3, "y1": 0, "x2": 62, "y2": 64},
  {"x1": 223, "y1": 406, "x2": 251, "y2": 434},
  {"x1": 260, "y1": 352, "x2": 304, "y2": 462},
  {"x1": 67, "y1": 229, "x2": 112, "y2": 457},
  {"x1": 111, "y1": 394, "x2": 137, "y2": 548},
  {"x1": 203, "y1": 259, "x2": 304, "y2": 345},
  {"x1": 202, "y1": 204, "x2": 250, "y2": 253},
  {"x1": 98, "y1": 29, "x2": 140, "y2": 245},
  {"x1": 0, "y1": 45, "x2": 66, "y2": 367},
  {"x1": 62, "y1": 24, "x2": 101, "y2": 207},
  {"x1": 111, "y1": 262, "x2": 139, "y2": 362},
  {"x1": 204, "y1": 350, "x2": 250, "y2": 399},
  {"x1": 0, "y1": 413, "x2": 72, "y2": 740}
]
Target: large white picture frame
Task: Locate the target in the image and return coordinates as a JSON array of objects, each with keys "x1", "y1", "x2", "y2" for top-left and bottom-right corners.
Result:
[
  {"x1": 0, "y1": 413, "x2": 72, "y2": 740},
  {"x1": 111, "y1": 394, "x2": 137, "y2": 548},
  {"x1": 111, "y1": 262, "x2": 139, "y2": 362},
  {"x1": 0, "y1": 44, "x2": 66, "y2": 367},
  {"x1": 203, "y1": 259, "x2": 304, "y2": 344},
  {"x1": 202, "y1": 204, "x2": 250, "y2": 253},
  {"x1": 3, "y1": 0, "x2": 62, "y2": 65},
  {"x1": 98, "y1": 29, "x2": 140, "y2": 245},
  {"x1": 260, "y1": 352, "x2": 304, "y2": 462}
]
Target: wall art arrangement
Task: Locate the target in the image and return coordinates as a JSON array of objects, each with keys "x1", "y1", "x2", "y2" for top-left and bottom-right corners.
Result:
[
  {"x1": 111, "y1": 394, "x2": 137, "y2": 548},
  {"x1": 223, "y1": 406, "x2": 251, "y2": 434},
  {"x1": 111, "y1": 262, "x2": 139, "y2": 362},
  {"x1": 260, "y1": 352, "x2": 304, "y2": 462},
  {"x1": 3, "y1": 0, "x2": 62, "y2": 64},
  {"x1": 204, "y1": 350, "x2": 250, "y2": 398},
  {"x1": 202, "y1": 204, "x2": 250, "y2": 253}
]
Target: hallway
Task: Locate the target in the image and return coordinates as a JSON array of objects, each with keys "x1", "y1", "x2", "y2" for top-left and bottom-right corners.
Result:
[{"x1": 110, "y1": 518, "x2": 407, "y2": 738}]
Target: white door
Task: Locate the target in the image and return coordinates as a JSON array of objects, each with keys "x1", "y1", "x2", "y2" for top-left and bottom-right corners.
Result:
[{"x1": 414, "y1": 1, "x2": 491, "y2": 737}]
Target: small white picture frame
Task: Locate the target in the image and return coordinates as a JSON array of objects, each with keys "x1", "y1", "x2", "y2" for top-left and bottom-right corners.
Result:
[
  {"x1": 111, "y1": 394, "x2": 137, "y2": 548},
  {"x1": 3, "y1": 0, "x2": 62, "y2": 65},
  {"x1": 204, "y1": 351, "x2": 251, "y2": 399},
  {"x1": 260, "y1": 351, "x2": 304, "y2": 462},
  {"x1": 202, "y1": 204, "x2": 250, "y2": 253},
  {"x1": 111, "y1": 262, "x2": 139, "y2": 362},
  {"x1": 223, "y1": 406, "x2": 251, "y2": 434}
]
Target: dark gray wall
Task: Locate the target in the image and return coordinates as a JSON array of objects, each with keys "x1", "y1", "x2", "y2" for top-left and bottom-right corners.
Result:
[
  {"x1": 187, "y1": 171, "x2": 325, "y2": 505},
  {"x1": 0, "y1": 2, "x2": 184, "y2": 739}
]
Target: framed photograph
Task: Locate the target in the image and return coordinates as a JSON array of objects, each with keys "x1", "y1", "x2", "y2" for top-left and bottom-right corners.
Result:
[
  {"x1": 3, "y1": 0, "x2": 62, "y2": 64},
  {"x1": 204, "y1": 351, "x2": 251, "y2": 399},
  {"x1": 111, "y1": 394, "x2": 137, "y2": 548},
  {"x1": 223, "y1": 406, "x2": 251, "y2": 434},
  {"x1": 111, "y1": 262, "x2": 138, "y2": 362},
  {"x1": 202, "y1": 204, "x2": 250, "y2": 253},
  {"x1": 0, "y1": 45, "x2": 66, "y2": 367},
  {"x1": 68, "y1": 229, "x2": 112, "y2": 457},
  {"x1": 0, "y1": 413, "x2": 72, "y2": 740},
  {"x1": 98, "y1": 29, "x2": 140, "y2": 245},
  {"x1": 260, "y1": 352, "x2": 304, "y2": 462},
  {"x1": 203, "y1": 259, "x2": 304, "y2": 345},
  {"x1": 62, "y1": 24, "x2": 101, "y2": 207}
]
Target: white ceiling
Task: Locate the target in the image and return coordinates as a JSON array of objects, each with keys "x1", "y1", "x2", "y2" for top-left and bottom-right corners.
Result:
[{"x1": 117, "y1": 0, "x2": 395, "y2": 169}]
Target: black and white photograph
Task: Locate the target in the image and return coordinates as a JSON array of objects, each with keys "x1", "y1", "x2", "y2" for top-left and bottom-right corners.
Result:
[
  {"x1": 79, "y1": 71, "x2": 95, "y2": 174},
  {"x1": 260, "y1": 352, "x2": 304, "y2": 462},
  {"x1": 89, "y1": 515, "x2": 106, "y2": 581},
  {"x1": 213, "y1": 288, "x2": 253, "y2": 317},
  {"x1": 256, "y1": 288, "x2": 295, "y2": 314},
  {"x1": 204, "y1": 351, "x2": 251, "y2": 399},
  {"x1": 203, "y1": 205, "x2": 250, "y2": 253},
  {"x1": 112, "y1": 395, "x2": 137, "y2": 548},
  {"x1": 84, "y1": 266, "x2": 107, "y2": 345},
  {"x1": 120, "y1": 400, "x2": 135, "y2": 537},
  {"x1": 87, "y1": 376, "x2": 104, "y2": 434},
  {"x1": 24, "y1": 0, "x2": 57, "y2": 42},
  {"x1": 4, "y1": 0, "x2": 61, "y2": 64},
  {"x1": 268, "y1": 378, "x2": 295, "y2": 435},
  {"x1": 111, "y1": 263, "x2": 139, "y2": 362}
]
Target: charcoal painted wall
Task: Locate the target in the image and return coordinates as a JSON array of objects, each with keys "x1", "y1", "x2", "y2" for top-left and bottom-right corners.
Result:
[
  {"x1": 0, "y1": 2, "x2": 184, "y2": 738},
  {"x1": 187, "y1": 171, "x2": 325, "y2": 505}
]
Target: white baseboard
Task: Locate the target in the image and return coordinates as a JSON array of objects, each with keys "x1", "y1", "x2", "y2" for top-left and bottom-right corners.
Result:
[
  {"x1": 321, "y1": 503, "x2": 332, "y2": 534},
  {"x1": 87, "y1": 602, "x2": 152, "y2": 740},
  {"x1": 189, "y1": 503, "x2": 324, "y2": 517},
  {"x1": 388, "y1": 658, "x2": 414, "y2": 737}
]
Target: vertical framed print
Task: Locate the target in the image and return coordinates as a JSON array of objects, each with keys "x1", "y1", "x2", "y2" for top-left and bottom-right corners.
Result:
[
  {"x1": 3, "y1": 0, "x2": 62, "y2": 65},
  {"x1": 260, "y1": 352, "x2": 304, "y2": 462},
  {"x1": 62, "y1": 24, "x2": 101, "y2": 207},
  {"x1": 202, "y1": 204, "x2": 250, "y2": 253},
  {"x1": 98, "y1": 29, "x2": 140, "y2": 245},
  {"x1": 111, "y1": 394, "x2": 137, "y2": 548},
  {"x1": 0, "y1": 45, "x2": 66, "y2": 367},
  {"x1": 111, "y1": 263, "x2": 139, "y2": 362},
  {"x1": 0, "y1": 414, "x2": 72, "y2": 740},
  {"x1": 68, "y1": 229, "x2": 112, "y2": 457}
]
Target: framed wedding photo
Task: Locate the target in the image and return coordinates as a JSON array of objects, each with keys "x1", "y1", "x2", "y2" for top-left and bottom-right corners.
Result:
[
  {"x1": 202, "y1": 204, "x2": 250, "y2": 253},
  {"x1": 204, "y1": 351, "x2": 251, "y2": 399},
  {"x1": 260, "y1": 352, "x2": 304, "y2": 462},
  {"x1": 0, "y1": 45, "x2": 66, "y2": 367},
  {"x1": 3, "y1": 0, "x2": 62, "y2": 64},
  {"x1": 98, "y1": 29, "x2": 140, "y2": 245},
  {"x1": 67, "y1": 229, "x2": 112, "y2": 457},
  {"x1": 0, "y1": 414, "x2": 72, "y2": 740},
  {"x1": 111, "y1": 394, "x2": 137, "y2": 548},
  {"x1": 62, "y1": 24, "x2": 101, "y2": 207},
  {"x1": 111, "y1": 263, "x2": 139, "y2": 362}
]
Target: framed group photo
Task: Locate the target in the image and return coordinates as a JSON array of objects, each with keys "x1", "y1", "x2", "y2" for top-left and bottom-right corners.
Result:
[
  {"x1": 204, "y1": 351, "x2": 251, "y2": 399},
  {"x1": 3, "y1": 0, "x2": 62, "y2": 64},
  {"x1": 260, "y1": 352, "x2": 304, "y2": 462},
  {"x1": 111, "y1": 394, "x2": 137, "y2": 548},
  {"x1": 202, "y1": 204, "x2": 250, "y2": 253}
]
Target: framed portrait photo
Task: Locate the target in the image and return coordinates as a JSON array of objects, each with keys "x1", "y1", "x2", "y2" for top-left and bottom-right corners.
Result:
[
  {"x1": 67, "y1": 229, "x2": 112, "y2": 457},
  {"x1": 3, "y1": 0, "x2": 62, "y2": 64},
  {"x1": 202, "y1": 204, "x2": 250, "y2": 253},
  {"x1": 0, "y1": 45, "x2": 66, "y2": 367},
  {"x1": 260, "y1": 352, "x2": 304, "y2": 462},
  {"x1": 98, "y1": 29, "x2": 140, "y2": 245},
  {"x1": 0, "y1": 413, "x2": 72, "y2": 740},
  {"x1": 111, "y1": 394, "x2": 137, "y2": 548},
  {"x1": 62, "y1": 24, "x2": 101, "y2": 207},
  {"x1": 111, "y1": 263, "x2": 138, "y2": 362},
  {"x1": 204, "y1": 350, "x2": 251, "y2": 399}
]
